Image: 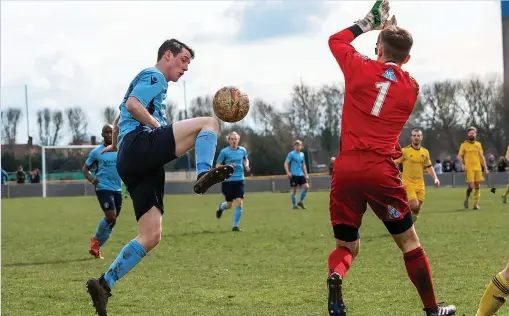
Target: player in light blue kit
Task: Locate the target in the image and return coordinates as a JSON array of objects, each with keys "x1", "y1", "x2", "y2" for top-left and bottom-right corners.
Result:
[
  {"x1": 85, "y1": 39, "x2": 233, "y2": 316},
  {"x1": 284, "y1": 140, "x2": 310, "y2": 209},
  {"x1": 82, "y1": 124, "x2": 123, "y2": 260},
  {"x1": 215, "y1": 131, "x2": 250, "y2": 231}
]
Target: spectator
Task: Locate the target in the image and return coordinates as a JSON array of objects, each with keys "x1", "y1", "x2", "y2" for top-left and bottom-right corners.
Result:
[
  {"x1": 442, "y1": 156, "x2": 455, "y2": 172},
  {"x1": 16, "y1": 166, "x2": 26, "y2": 184},
  {"x1": 498, "y1": 156, "x2": 508, "y2": 172},
  {"x1": 329, "y1": 157, "x2": 335, "y2": 175},
  {"x1": 31, "y1": 169, "x2": 41, "y2": 183},
  {"x1": 487, "y1": 153, "x2": 497, "y2": 172},
  {"x1": 434, "y1": 159, "x2": 443, "y2": 174},
  {"x1": 1, "y1": 169, "x2": 8, "y2": 184}
]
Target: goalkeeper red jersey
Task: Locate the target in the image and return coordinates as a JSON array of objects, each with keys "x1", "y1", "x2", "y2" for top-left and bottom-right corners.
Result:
[{"x1": 329, "y1": 27, "x2": 419, "y2": 159}]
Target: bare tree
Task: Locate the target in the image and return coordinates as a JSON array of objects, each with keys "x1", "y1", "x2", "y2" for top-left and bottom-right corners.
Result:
[
  {"x1": 287, "y1": 80, "x2": 321, "y2": 139},
  {"x1": 37, "y1": 109, "x2": 52, "y2": 146},
  {"x1": 66, "y1": 107, "x2": 88, "y2": 144},
  {"x1": 419, "y1": 81, "x2": 463, "y2": 151},
  {"x1": 318, "y1": 84, "x2": 344, "y2": 151},
  {"x1": 52, "y1": 110, "x2": 64, "y2": 146},
  {"x1": 189, "y1": 96, "x2": 213, "y2": 118},
  {"x1": 461, "y1": 76, "x2": 504, "y2": 152},
  {"x1": 165, "y1": 100, "x2": 178, "y2": 125},
  {"x1": 103, "y1": 106, "x2": 118, "y2": 125},
  {"x1": 1, "y1": 108, "x2": 22, "y2": 145}
]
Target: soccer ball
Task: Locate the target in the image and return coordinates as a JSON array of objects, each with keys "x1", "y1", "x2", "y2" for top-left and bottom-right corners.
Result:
[{"x1": 212, "y1": 87, "x2": 250, "y2": 123}]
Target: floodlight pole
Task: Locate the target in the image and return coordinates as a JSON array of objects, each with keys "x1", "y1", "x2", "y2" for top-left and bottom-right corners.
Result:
[
  {"x1": 25, "y1": 84, "x2": 32, "y2": 170},
  {"x1": 183, "y1": 81, "x2": 192, "y2": 179}
]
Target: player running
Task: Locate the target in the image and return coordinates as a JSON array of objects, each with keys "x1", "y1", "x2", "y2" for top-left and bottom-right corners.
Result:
[
  {"x1": 83, "y1": 124, "x2": 123, "y2": 259},
  {"x1": 502, "y1": 145, "x2": 509, "y2": 204},
  {"x1": 85, "y1": 39, "x2": 233, "y2": 316},
  {"x1": 326, "y1": 1, "x2": 456, "y2": 315},
  {"x1": 475, "y1": 262, "x2": 509, "y2": 316},
  {"x1": 457, "y1": 127, "x2": 488, "y2": 210},
  {"x1": 215, "y1": 131, "x2": 250, "y2": 231},
  {"x1": 284, "y1": 140, "x2": 309, "y2": 209},
  {"x1": 394, "y1": 128, "x2": 440, "y2": 222}
]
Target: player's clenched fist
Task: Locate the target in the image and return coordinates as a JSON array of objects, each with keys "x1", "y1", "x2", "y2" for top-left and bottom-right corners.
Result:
[{"x1": 354, "y1": 0, "x2": 396, "y2": 33}]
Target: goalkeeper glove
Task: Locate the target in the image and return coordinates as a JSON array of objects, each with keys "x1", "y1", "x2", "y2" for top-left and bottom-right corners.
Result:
[{"x1": 355, "y1": 0, "x2": 395, "y2": 33}]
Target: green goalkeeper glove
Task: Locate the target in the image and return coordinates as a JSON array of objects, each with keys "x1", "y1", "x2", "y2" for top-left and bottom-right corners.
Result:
[{"x1": 355, "y1": 0, "x2": 395, "y2": 33}]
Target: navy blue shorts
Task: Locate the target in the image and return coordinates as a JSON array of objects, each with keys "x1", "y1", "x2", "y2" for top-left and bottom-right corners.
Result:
[
  {"x1": 96, "y1": 190, "x2": 123, "y2": 214},
  {"x1": 116, "y1": 125, "x2": 177, "y2": 221},
  {"x1": 221, "y1": 181, "x2": 245, "y2": 201},
  {"x1": 290, "y1": 175, "x2": 307, "y2": 187}
]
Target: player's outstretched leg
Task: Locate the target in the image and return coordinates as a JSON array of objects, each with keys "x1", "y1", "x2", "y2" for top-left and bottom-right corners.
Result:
[
  {"x1": 475, "y1": 262, "x2": 509, "y2": 316},
  {"x1": 172, "y1": 117, "x2": 233, "y2": 194},
  {"x1": 390, "y1": 221, "x2": 456, "y2": 315},
  {"x1": 216, "y1": 201, "x2": 232, "y2": 219},
  {"x1": 90, "y1": 206, "x2": 120, "y2": 259}
]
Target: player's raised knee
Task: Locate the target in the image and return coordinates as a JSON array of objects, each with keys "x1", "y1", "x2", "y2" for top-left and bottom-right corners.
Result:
[{"x1": 201, "y1": 116, "x2": 220, "y2": 133}]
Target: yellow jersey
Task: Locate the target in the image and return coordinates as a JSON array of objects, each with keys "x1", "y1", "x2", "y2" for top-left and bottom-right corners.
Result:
[
  {"x1": 506, "y1": 145, "x2": 509, "y2": 157},
  {"x1": 394, "y1": 145, "x2": 432, "y2": 184},
  {"x1": 458, "y1": 141, "x2": 483, "y2": 171}
]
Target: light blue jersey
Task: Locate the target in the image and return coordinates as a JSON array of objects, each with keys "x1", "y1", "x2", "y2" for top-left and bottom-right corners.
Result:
[
  {"x1": 85, "y1": 145, "x2": 122, "y2": 192},
  {"x1": 286, "y1": 150, "x2": 306, "y2": 176},
  {"x1": 217, "y1": 146, "x2": 248, "y2": 182},
  {"x1": 118, "y1": 67, "x2": 168, "y2": 147}
]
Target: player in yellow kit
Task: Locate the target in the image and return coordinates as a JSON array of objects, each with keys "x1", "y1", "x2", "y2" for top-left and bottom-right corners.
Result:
[
  {"x1": 502, "y1": 145, "x2": 509, "y2": 204},
  {"x1": 394, "y1": 129, "x2": 440, "y2": 222},
  {"x1": 475, "y1": 262, "x2": 509, "y2": 316},
  {"x1": 457, "y1": 127, "x2": 488, "y2": 210}
]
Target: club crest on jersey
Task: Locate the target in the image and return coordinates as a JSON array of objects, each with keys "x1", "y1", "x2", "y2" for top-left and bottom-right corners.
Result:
[
  {"x1": 382, "y1": 68, "x2": 397, "y2": 82},
  {"x1": 387, "y1": 205, "x2": 401, "y2": 220}
]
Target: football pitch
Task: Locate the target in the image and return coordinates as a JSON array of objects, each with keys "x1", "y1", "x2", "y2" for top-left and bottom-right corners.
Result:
[{"x1": 2, "y1": 188, "x2": 508, "y2": 316}]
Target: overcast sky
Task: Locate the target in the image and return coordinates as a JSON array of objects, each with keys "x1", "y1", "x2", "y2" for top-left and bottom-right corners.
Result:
[{"x1": 1, "y1": 1, "x2": 503, "y2": 145}]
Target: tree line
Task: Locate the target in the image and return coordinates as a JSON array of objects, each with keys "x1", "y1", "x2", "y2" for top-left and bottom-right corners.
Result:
[{"x1": 2, "y1": 75, "x2": 508, "y2": 175}]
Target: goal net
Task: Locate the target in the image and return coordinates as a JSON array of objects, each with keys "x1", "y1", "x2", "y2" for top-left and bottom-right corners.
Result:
[{"x1": 42, "y1": 145, "x2": 98, "y2": 198}]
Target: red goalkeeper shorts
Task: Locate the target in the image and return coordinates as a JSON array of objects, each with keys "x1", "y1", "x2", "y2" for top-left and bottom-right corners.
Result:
[{"x1": 329, "y1": 151, "x2": 410, "y2": 229}]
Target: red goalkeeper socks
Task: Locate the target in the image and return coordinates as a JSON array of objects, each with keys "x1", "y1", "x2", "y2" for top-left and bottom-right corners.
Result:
[
  {"x1": 328, "y1": 247, "x2": 353, "y2": 277},
  {"x1": 404, "y1": 247, "x2": 437, "y2": 308}
]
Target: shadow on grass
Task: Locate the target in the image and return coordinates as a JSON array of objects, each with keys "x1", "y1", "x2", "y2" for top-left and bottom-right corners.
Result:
[
  {"x1": 164, "y1": 229, "x2": 235, "y2": 238},
  {"x1": 3, "y1": 257, "x2": 94, "y2": 268}
]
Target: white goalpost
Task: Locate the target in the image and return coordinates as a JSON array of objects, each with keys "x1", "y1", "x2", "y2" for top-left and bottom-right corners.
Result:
[{"x1": 42, "y1": 145, "x2": 98, "y2": 198}]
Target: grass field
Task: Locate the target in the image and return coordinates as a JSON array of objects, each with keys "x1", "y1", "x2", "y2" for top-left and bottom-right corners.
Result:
[{"x1": 2, "y1": 188, "x2": 509, "y2": 316}]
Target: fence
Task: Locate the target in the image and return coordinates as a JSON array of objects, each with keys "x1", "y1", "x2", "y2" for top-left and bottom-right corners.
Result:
[{"x1": 1, "y1": 172, "x2": 508, "y2": 199}]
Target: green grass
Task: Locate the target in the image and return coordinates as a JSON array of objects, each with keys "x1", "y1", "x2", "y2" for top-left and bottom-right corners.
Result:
[{"x1": 2, "y1": 188, "x2": 509, "y2": 316}]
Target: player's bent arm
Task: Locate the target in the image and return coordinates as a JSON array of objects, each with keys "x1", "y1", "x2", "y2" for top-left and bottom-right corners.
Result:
[
  {"x1": 426, "y1": 166, "x2": 438, "y2": 181},
  {"x1": 329, "y1": 25, "x2": 364, "y2": 75},
  {"x1": 243, "y1": 157, "x2": 250, "y2": 169},
  {"x1": 82, "y1": 164, "x2": 95, "y2": 183},
  {"x1": 126, "y1": 97, "x2": 160, "y2": 129},
  {"x1": 112, "y1": 115, "x2": 119, "y2": 148}
]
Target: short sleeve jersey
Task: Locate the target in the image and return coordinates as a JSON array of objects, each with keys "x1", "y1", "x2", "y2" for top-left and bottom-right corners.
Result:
[
  {"x1": 217, "y1": 146, "x2": 248, "y2": 182},
  {"x1": 285, "y1": 151, "x2": 306, "y2": 176},
  {"x1": 118, "y1": 67, "x2": 168, "y2": 147},
  {"x1": 85, "y1": 144, "x2": 122, "y2": 192}
]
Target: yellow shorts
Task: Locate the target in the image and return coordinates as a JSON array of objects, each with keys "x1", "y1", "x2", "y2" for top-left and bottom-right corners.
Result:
[
  {"x1": 404, "y1": 183, "x2": 425, "y2": 201},
  {"x1": 465, "y1": 170, "x2": 485, "y2": 183}
]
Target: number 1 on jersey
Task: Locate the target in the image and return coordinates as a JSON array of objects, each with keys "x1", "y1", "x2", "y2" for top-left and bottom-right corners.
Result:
[{"x1": 371, "y1": 81, "x2": 391, "y2": 116}]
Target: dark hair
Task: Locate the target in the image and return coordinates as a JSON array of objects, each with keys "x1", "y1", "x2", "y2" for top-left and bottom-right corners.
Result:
[
  {"x1": 435, "y1": 159, "x2": 440, "y2": 163},
  {"x1": 378, "y1": 26, "x2": 413, "y2": 63},
  {"x1": 157, "y1": 39, "x2": 195, "y2": 61}
]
